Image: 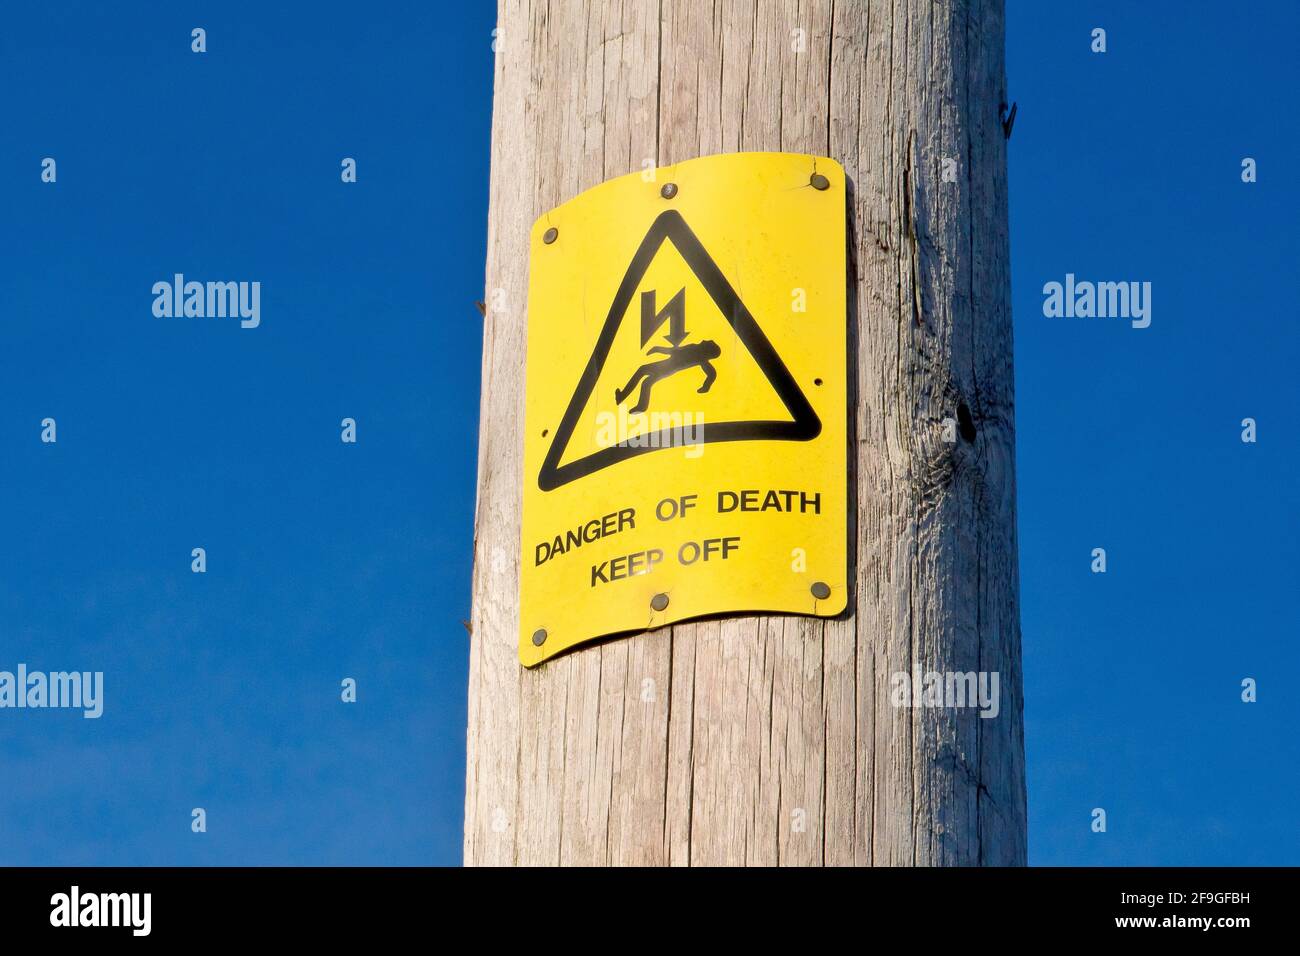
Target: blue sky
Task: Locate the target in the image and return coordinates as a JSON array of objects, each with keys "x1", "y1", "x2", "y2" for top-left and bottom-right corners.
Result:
[
  {"x1": 1010, "y1": 2, "x2": 1298, "y2": 864},
  {"x1": 0, "y1": 2, "x2": 1294, "y2": 867}
]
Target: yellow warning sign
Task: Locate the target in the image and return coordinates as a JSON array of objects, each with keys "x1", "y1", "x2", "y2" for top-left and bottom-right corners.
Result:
[{"x1": 520, "y1": 152, "x2": 847, "y2": 666}]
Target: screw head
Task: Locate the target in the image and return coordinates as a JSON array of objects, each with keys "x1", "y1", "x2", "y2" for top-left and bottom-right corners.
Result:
[
  {"x1": 542, "y1": 227, "x2": 558, "y2": 244},
  {"x1": 811, "y1": 581, "x2": 832, "y2": 600},
  {"x1": 531, "y1": 629, "x2": 548, "y2": 646},
  {"x1": 810, "y1": 172, "x2": 830, "y2": 191},
  {"x1": 660, "y1": 182, "x2": 678, "y2": 199},
  {"x1": 650, "y1": 593, "x2": 669, "y2": 612}
]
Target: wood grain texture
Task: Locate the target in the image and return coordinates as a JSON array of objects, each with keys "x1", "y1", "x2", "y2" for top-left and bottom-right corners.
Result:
[{"x1": 466, "y1": 0, "x2": 1026, "y2": 866}]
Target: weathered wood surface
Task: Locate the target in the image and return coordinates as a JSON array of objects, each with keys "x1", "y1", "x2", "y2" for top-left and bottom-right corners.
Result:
[{"x1": 466, "y1": 0, "x2": 1025, "y2": 866}]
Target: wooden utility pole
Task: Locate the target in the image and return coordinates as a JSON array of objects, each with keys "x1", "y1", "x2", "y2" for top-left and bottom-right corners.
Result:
[{"x1": 466, "y1": 0, "x2": 1026, "y2": 865}]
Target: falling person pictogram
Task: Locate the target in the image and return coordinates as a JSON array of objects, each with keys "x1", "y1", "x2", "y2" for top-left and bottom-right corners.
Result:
[{"x1": 614, "y1": 339, "x2": 721, "y2": 414}]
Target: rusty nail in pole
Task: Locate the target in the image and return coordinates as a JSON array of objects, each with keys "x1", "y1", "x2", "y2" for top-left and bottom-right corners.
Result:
[
  {"x1": 532, "y1": 629, "x2": 548, "y2": 646},
  {"x1": 543, "y1": 227, "x2": 558, "y2": 244},
  {"x1": 810, "y1": 172, "x2": 830, "y2": 191},
  {"x1": 811, "y1": 582, "x2": 831, "y2": 600},
  {"x1": 660, "y1": 183, "x2": 678, "y2": 199},
  {"x1": 651, "y1": 593, "x2": 669, "y2": 612}
]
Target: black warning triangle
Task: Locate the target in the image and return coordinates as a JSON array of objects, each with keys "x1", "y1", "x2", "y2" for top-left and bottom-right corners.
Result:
[{"x1": 538, "y1": 209, "x2": 821, "y2": 492}]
